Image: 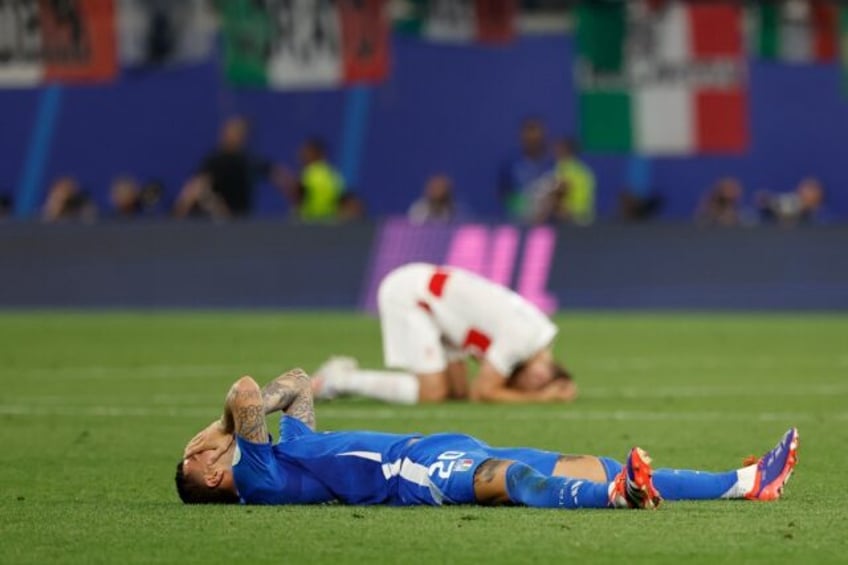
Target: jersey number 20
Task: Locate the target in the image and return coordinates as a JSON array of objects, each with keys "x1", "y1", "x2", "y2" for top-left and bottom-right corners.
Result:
[{"x1": 428, "y1": 451, "x2": 466, "y2": 479}]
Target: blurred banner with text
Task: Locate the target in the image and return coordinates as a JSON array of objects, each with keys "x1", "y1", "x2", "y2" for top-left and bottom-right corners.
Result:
[{"x1": 0, "y1": 0, "x2": 117, "y2": 85}]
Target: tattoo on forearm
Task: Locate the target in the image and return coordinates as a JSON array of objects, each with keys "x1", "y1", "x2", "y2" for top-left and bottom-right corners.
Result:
[
  {"x1": 285, "y1": 393, "x2": 316, "y2": 430},
  {"x1": 261, "y1": 368, "x2": 316, "y2": 430},
  {"x1": 224, "y1": 384, "x2": 268, "y2": 442},
  {"x1": 235, "y1": 403, "x2": 267, "y2": 443}
]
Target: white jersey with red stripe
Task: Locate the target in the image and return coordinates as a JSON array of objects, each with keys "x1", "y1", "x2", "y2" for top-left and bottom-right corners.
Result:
[{"x1": 376, "y1": 263, "x2": 557, "y2": 376}]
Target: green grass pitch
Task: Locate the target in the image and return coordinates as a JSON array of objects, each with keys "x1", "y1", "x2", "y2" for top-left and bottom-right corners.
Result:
[{"x1": 1, "y1": 311, "x2": 847, "y2": 564}]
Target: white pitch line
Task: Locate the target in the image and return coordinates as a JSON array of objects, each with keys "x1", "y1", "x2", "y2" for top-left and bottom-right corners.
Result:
[
  {"x1": 3, "y1": 355, "x2": 848, "y2": 378},
  {"x1": 0, "y1": 364, "x2": 296, "y2": 380},
  {"x1": 6, "y1": 381, "x2": 847, "y2": 410},
  {"x1": 2, "y1": 355, "x2": 847, "y2": 380},
  {"x1": 315, "y1": 408, "x2": 847, "y2": 423},
  {"x1": 0, "y1": 404, "x2": 214, "y2": 418},
  {"x1": 581, "y1": 384, "x2": 848, "y2": 398},
  {"x1": 0, "y1": 404, "x2": 844, "y2": 422},
  {"x1": 582, "y1": 356, "x2": 848, "y2": 371}
]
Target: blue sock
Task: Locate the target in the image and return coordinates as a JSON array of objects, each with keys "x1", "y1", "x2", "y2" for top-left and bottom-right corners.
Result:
[
  {"x1": 599, "y1": 457, "x2": 738, "y2": 500},
  {"x1": 652, "y1": 469, "x2": 738, "y2": 500},
  {"x1": 505, "y1": 462, "x2": 611, "y2": 509}
]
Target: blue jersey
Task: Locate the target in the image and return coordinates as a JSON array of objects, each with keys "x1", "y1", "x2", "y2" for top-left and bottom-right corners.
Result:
[
  {"x1": 232, "y1": 416, "x2": 561, "y2": 506},
  {"x1": 233, "y1": 416, "x2": 419, "y2": 505}
]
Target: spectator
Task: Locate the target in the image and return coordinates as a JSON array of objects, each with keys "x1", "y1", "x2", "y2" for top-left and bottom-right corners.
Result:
[
  {"x1": 0, "y1": 194, "x2": 12, "y2": 220},
  {"x1": 695, "y1": 177, "x2": 745, "y2": 227},
  {"x1": 174, "y1": 116, "x2": 283, "y2": 219},
  {"x1": 757, "y1": 177, "x2": 828, "y2": 226},
  {"x1": 500, "y1": 117, "x2": 557, "y2": 221},
  {"x1": 338, "y1": 192, "x2": 367, "y2": 222},
  {"x1": 618, "y1": 156, "x2": 663, "y2": 222},
  {"x1": 284, "y1": 138, "x2": 345, "y2": 222},
  {"x1": 529, "y1": 180, "x2": 566, "y2": 225},
  {"x1": 408, "y1": 174, "x2": 455, "y2": 224},
  {"x1": 42, "y1": 176, "x2": 97, "y2": 223},
  {"x1": 553, "y1": 138, "x2": 595, "y2": 225},
  {"x1": 110, "y1": 176, "x2": 163, "y2": 219},
  {"x1": 618, "y1": 189, "x2": 663, "y2": 222}
]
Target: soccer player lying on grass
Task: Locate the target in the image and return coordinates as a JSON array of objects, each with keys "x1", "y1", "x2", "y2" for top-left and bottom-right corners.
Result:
[
  {"x1": 312, "y1": 263, "x2": 578, "y2": 405},
  {"x1": 176, "y1": 368, "x2": 799, "y2": 508}
]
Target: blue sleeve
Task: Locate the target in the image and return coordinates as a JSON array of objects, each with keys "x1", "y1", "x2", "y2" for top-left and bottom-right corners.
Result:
[
  {"x1": 232, "y1": 436, "x2": 285, "y2": 505},
  {"x1": 232, "y1": 435, "x2": 335, "y2": 505},
  {"x1": 279, "y1": 415, "x2": 313, "y2": 443}
]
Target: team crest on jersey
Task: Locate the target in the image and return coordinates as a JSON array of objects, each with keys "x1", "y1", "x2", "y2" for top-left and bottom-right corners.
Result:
[{"x1": 455, "y1": 459, "x2": 474, "y2": 472}]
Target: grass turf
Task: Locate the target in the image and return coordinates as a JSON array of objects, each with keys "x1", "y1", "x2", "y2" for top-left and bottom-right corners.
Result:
[{"x1": 0, "y1": 311, "x2": 846, "y2": 564}]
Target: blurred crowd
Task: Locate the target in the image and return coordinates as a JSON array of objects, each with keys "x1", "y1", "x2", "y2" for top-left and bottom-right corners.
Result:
[
  {"x1": 0, "y1": 115, "x2": 832, "y2": 227},
  {"x1": 27, "y1": 116, "x2": 367, "y2": 225},
  {"x1": 695, "y1": 176, "x2": 828, "y2": 227}
]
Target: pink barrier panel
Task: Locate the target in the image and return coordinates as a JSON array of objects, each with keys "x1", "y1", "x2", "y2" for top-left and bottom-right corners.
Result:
[{"x1": 360, "y1": 219, "x2": 557, "y2": 314}]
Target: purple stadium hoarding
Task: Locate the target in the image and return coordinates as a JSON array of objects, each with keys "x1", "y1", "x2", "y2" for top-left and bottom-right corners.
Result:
[
  {"x1": 361, "y1": 219, "x2": 557, "y2": 314},
  {"x1": 0, "y1": 221, "x2": 846, "y2": 310}
]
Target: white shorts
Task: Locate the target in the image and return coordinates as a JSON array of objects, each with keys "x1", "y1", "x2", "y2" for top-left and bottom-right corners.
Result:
[{"x1": 377, "y1": 266, "x2": 447, "y2": 375}]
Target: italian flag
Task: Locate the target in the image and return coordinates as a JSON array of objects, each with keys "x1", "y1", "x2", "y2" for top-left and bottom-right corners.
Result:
[
  {"x1": 577, "y1": 1, "x2": 748, "y2": 155},
  {"x1": 395, "y1": 0, "x2": 516, "y2": 44},
  {"x1": 755, "y1": 0, "x2": 838, "y2": 63},
  {"x1": 219, "y1": 0, "x2": 390, "y2": 90}
]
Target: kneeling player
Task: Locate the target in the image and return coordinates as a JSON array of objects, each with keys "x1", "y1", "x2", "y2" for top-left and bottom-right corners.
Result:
[
  {"x1": 176, "y1": 369, "x2": 799, "y2": 509},
  {"x1": 313, "y1": 262, "x2": 577, "y2": 404}
]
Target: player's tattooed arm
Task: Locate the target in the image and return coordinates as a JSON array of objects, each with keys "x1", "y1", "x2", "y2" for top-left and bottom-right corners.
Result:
[
  {"x1": 260, "y1": 368, "x2": 316, "y2": 431},
  {"x1": 184, "y1": 375, "x2": 268, "y2": 457},
  {"x1": 224, "y1": 376, "x2": 269, "y2": 444},
  {"x1": 185, "y1": 370, "x2": 314, "y2": 458}
]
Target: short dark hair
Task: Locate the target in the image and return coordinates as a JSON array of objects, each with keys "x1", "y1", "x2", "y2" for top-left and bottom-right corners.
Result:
[
  {"x1": 552, "y1": 363, "x2": 574, "y2": 382},
  {"x1": 174, "y1": 461, "x2": 239, "y2": 505},
  {"x1": 507, "y1": 361, "x2": 574, "y2": 385}
]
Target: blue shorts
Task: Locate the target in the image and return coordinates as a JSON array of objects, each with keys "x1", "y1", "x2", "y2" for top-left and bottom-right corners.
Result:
[{"x1": 393, "y1": 433, "x2": 561, "y2": 506}]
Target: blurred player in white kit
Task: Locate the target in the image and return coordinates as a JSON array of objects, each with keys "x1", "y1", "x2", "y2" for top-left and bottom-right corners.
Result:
[{"x1": 313, "y1": 262, "x2": 577, "y2": 404}]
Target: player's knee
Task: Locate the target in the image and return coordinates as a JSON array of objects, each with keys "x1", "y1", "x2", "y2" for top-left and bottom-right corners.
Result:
[
  {"x1": 472, "y1": 459, "x2": 513, "y2": 505},
  {"x1": 505, "y1": 462, "x2": 546, "y2": 495}
]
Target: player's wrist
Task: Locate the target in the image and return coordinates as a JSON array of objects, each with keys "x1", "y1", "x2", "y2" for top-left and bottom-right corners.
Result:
[{"x1": 217, "y1": 416, "x2": 233, "y2": 433}]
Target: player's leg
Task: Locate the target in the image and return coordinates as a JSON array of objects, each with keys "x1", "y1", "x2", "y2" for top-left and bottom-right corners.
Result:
[
  {"x1": 473, "y1": 459, "x2": 611, "y2": 508},
  {"x1": 482, "y1": 428, "x2": 799, "y2": 501},
  {"x1": 501, "y1": 443, "x2": 769, "y2": 501},
  {"x1": 551, "y1": 455, "x2": 607, "y2": 481},
  {"x1": 485, "y1": 445, "x2": 608, "y2": 482},
  {"x1": 395, "y1": 433, "x2": 658, "y2": 509},
  {"x1": 584, "y1": 428, "x2": 799, "y2": 501},
  {"x1": 312, "y1": 360, "x2": 451, "y2": 404},
  {"x1": 313, "y1": 302, "x2": 449, "y2": 404},
  {"x1": 594, "y1": 457, "x2": 745, "y2": 500},
  {"x1": 444, "y1": 360, "x2": 469, "y2": 400},
  {"x1": 475, "y1": 450, "x2": 659, "y2": 510},
  {"x1": 313, "y1": 356, "x2": 426, "y2": 404},
  {"x1": 542, "y1": 452, "x2": 757, "y2": 500}
]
